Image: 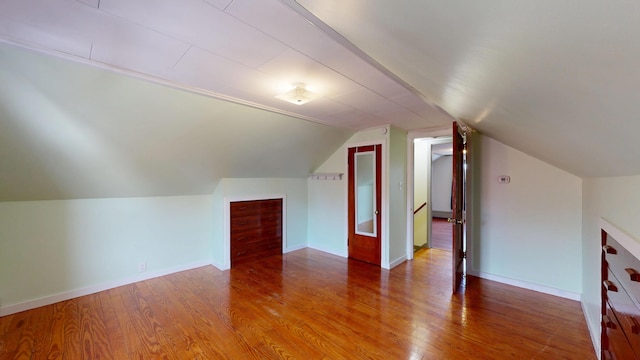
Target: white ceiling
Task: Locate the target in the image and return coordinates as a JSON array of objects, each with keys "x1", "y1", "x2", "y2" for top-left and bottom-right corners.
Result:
[
  {"x1": 0, "y1": 0, "x2": 457, "y2": 201},
  {"x1": 293, "y1": 0, "x2": 640, "y2": 177},
  {"x1": 1, "y1": 0, "x2": 639, "y2": 202},
  {"x1": 0, "y1": 0, "x2": 454, "y2": 131}
]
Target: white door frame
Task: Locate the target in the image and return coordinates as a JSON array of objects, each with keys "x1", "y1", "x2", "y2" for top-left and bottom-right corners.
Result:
[
  {"x1": 405, "y1": 125, "x2": 475, "y2": 274},
  {"x1": 406, "y1": 127, "x2": 452, "y2": 260}
]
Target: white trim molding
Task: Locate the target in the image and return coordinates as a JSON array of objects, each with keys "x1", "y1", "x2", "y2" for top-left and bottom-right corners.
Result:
[
  {"x1": 223, "y1": 194, "x2": 287, "y2": 270},
  {"x1": 467, "y1": 270, "x2": 581, "y2": 301},
  {"x1": 0, "y1": 260, "x2": 212, "y2": 317}
]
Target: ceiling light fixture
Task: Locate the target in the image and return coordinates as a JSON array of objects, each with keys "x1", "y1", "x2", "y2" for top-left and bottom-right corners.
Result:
[{"x1": 275, "y1": 82, "x2": 317, "y2": 105}]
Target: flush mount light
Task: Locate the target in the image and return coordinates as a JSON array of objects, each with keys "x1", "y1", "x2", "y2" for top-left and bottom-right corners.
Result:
[{"x1": 275, "y1": 82, "x2": 317, "y2": 105}]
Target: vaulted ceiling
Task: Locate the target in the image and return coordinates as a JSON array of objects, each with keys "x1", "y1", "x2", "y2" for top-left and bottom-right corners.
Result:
[
  {"x1": 1, "y1": 0, "x2": 639, "y2": 201},
  {"x1": 293, "y1": 0, "x2": 640, "y2": 178}
]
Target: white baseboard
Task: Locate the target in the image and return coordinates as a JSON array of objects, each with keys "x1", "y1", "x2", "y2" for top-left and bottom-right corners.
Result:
[
  {"x1": 0, "y1": 259, "x2": 213, "y2": 317},
  {"x1": 581, "y1": 298, "x2": 601, "y2": 359},
  {"x1": 468, "y1": 270, "x2": 581, "y2": 301},
  {"x1": 432, "y1": 210, "x2": 452, "y2": 219},
  {"x1": 388, "y1": 255, "x2": 407, "y2": 269},
  {"x1": 284, "y1": 243, "x2": 307, "y2": 253},
  {"x1": 211, "y1": 258, "x2": 229, "y2": 271},
  {"x1": 308, "y1": 244, "x2": 348, "y2": 258}
]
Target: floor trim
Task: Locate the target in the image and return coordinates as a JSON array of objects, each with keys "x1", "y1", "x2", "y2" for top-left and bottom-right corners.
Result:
[
  {"x1": 0, "y1": 260, "x2": 212, "y2": 317},
  {"x1": 468, "y1": 270, "x2": 581, "y2": 301}
]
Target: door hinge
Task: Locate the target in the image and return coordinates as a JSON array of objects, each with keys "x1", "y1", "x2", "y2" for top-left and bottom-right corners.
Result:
[{"x1": 459, "y1": 250, "x2": 467, "y2": 259}]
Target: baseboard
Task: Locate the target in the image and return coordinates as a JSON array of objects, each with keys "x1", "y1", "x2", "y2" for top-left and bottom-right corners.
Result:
[
  {"x1": 468, "y1": 270, "x2": 581, "y2": 301},
  {"x1": 432, "y1": 210, "x2": 452, "y2": 219},
  {"x1": 0, "y1": 259, "x2": 213, "y2": 317},
  {"x1": 388, "y1": 255, "x2": 407, "y2": 269},
  {"x1": 581, "y1": 297, "x2": 601, "y2": 359},
  {"x1": 210, "y1": 258, "x2": 229, "y2": 271},
  {"x1": 284, "y1": 243, "x2": 307, "y2": 253},
  {"x1": 308, "y1": 244, "x2": 348, "y2": 258}
]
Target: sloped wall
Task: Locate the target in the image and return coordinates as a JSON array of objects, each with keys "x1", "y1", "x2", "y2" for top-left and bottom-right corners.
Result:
[
  {"x1": 472, "y1": 135, "x2": 583, "y2": 297},
  {"x1": 582, "y1": 175, "x2": 640, "y2": 354}
]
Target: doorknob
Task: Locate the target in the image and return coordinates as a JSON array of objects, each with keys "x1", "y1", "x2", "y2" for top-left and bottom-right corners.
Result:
[
  {"x1": 447, "y1": 218, "x2": 463, "y2": 225},
  {"x1": 375, "y1": 210, "x2": 379, "y2": 215}
]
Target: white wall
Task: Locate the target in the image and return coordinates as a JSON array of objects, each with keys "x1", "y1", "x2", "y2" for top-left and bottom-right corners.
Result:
[
  {"x1": 0, "y1": 195, "x2": 213, "y2": 314},
  {"x1": 432, "y1": 155, "x2": 453, "y2": 213},
  {"x1": 211, "y1": 178, "x2": 308, "y2": 269},
  {"x1": 582, "y1": 175, "x2": 640, "y2": 355},
  {"x1": 473, "y1": 135, "x2": 583, "y2": 297}
]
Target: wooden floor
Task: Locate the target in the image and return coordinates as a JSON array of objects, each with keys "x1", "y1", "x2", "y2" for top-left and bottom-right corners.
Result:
[
  {"x1": 0, "y1": 249, "x2": 595, "y2": 359},
  {"x1": 431, "y1": 217, "x2": 452, "y2": 250}
]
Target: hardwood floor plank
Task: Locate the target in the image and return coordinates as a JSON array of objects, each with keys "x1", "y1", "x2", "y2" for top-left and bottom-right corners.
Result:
[
  {"x1": 431, "y1": 217, "x2": 452, "y2": 250},
  {"x1": 29, "y1": 305, "x2": 54, "y2": 359},
  {"x1": 0, "y1": 248, "x2": 595, "y2": 359},
  {"x1": 13, "y1": 313, "x2": 34, "y2": 360},
  {"x1": 144, "y1": 276, "x2": 228, "y2": 358},
  {"x1": 43, "y1": 302, "x2": 67, "y2": 359}
]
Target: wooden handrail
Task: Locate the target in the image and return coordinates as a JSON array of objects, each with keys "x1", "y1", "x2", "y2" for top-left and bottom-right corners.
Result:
[{"x1": 414, "y1": 202, "x2": 427, "y2": 215}]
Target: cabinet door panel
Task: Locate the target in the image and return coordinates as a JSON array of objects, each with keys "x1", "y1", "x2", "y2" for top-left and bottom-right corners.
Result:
[
  {"x1": 605, "y1": 302, "x2": 637, "y2": 359},
  {"x1": 230, "y1": 199, "x2": 282, "y2": 267}
]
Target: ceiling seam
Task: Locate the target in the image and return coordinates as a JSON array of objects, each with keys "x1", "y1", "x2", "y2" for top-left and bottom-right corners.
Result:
[
  {"x1": 277, "y1": 0, "x2": 453, "y2": 120},
  {"x1": 172, "y1": 45, "x2": 193, "y2": 69},
  {"x1": 219, "y1": 1, "x2": 439, "y2": 123}
]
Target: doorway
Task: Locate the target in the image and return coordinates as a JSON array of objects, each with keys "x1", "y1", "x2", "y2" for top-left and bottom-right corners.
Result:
[
  {"x1": 412, "y1": 137, "x2": 454, "y2": 252},
  {"x1": 407, "y1": 123, "x2": 473, "y2": 293}
]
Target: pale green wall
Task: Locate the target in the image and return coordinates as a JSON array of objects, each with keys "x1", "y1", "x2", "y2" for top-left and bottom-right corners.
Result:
[
  {"x1": 0, "y1": 195, "x2": 213, "y2": 310},
  {"x1": 582, "y1": 175, "x2": 640, "y2": 353},
  {"x1": 413, "y1": 140, "x2": 429, "y2": 247},
  {"x1": 388, "y1": 126, "x2": 407, "y2": 265},
  {"x1": 307, "y1": 127, "x2": 388, "y2": 257},
  {"x1": 473, "y1": 135, "x2": 583, "y2": 294},
  {"x1": 307, "y1": 126, "x2": 408, "y2": 268},
  {"x1": 211, "y1": 182, "x2": 226, "y2": 268},
  {"x1": 211, "y1": 178, "x2": 308, "y2": 269},
  {"x1": 0, "y1": 177, "x2": 308, "y2": 312}
]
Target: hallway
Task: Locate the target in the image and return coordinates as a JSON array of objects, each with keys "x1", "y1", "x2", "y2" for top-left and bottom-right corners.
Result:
[{"x1": 431, "y1": 217, "x2": 452, "y2": 250}]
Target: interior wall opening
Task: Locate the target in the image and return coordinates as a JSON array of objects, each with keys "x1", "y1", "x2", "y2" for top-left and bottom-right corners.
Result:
[{"x1": 412, "y1": 137, "x2": 454, "y2": 255}]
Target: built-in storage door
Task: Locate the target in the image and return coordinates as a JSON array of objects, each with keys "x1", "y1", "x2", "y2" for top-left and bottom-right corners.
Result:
[{"x1": 230, "y1": 198, "x2": 282, "y2": 267}]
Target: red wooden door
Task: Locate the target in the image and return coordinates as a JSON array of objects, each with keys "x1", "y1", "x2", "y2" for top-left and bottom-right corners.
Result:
[
  {"x1": 451, "y1": 122, "x2": 465, "y2": 292},
  {"x1": 348, "y1": 144, "x2": 382, "y2": 265}
]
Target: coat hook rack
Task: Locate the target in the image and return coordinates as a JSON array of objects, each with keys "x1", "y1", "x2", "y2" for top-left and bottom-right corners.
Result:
[{"x1": 309, "y1": 173, "x2": 343, "y2": 180}]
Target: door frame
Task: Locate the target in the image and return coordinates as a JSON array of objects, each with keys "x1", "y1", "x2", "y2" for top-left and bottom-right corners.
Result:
[
  {"x1": 410, "y1": 136, "x2": 454, "y2": 251},
  {"x1": 405, "y1": 124, "x2": 475, "y2": 275},
  {"x1": 348, "y1": 144, "x2": 382, "y2": 265},
  {"x1": 345, "y1": 139, "x2": 388, "y2": 268}
]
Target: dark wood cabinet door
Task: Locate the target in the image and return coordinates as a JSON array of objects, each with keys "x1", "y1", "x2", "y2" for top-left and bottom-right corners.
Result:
[{"x1": 230, "y1": 198, "x2": 282, "y2": 267}]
